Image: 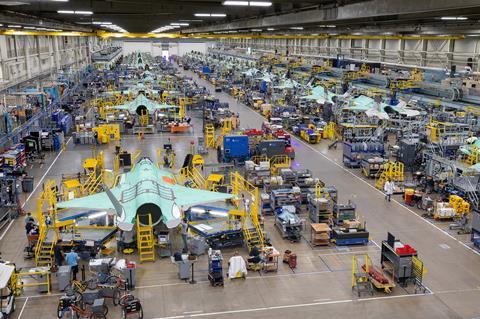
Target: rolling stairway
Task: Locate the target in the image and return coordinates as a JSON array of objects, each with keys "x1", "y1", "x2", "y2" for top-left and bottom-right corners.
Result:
[
  {"x1": 375, "y1": 161, "x2": 405, "y2": 190},
  {"x1": 137, "y1": 214, "x2": 155, "y2": 263},
  {"x1": 35, "y1": 230, "x2": 55, "y2": 267},
  {"x1": 83, "y1": 171, "x2": 103, "y2": 195},
  {"x1": 205, "y1": 124, "x2": 215, "y2": 149}
]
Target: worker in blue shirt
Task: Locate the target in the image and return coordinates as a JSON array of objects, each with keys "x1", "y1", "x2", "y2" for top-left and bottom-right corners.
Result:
[{"x1": 65, "y1": 248, "x2": 80, "y2": 281}]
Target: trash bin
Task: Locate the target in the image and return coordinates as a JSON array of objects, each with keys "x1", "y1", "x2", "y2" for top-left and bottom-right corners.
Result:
[
  {"x1": 57, "y1": 266, "x2": 72, "y2": 291},
  {"x1": 22, "y1": 177, "x2": 34, "y2": 193}
]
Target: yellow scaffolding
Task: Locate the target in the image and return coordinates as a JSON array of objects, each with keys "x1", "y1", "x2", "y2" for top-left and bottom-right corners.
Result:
[
  {"x1": 34, "y1": 180, "x2": 58, "y2": 267},
  {"x1": 230, "y1": 172, "x2": 265, "y2": 250}
]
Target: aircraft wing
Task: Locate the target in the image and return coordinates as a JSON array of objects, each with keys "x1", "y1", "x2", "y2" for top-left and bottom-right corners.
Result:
[
  {"x1": 57, "y1": 187, "x2": 123, "y2": 211},
  {"x1": 172, "y1": 186, "x2": 234, "y2": 210}
]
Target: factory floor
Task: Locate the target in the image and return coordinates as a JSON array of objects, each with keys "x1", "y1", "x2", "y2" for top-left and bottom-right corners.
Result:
[{"x1": 1, "y1": 66, "x2": 479, "y2": 319}]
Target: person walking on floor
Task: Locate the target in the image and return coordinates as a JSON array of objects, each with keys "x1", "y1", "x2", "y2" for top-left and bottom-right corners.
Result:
[
  {"x1": 65, "y1": 248, "x2": 80, "y2": 281},
  {"x1": 384, "y1": 179, "x2": 395, "y2": 202}
]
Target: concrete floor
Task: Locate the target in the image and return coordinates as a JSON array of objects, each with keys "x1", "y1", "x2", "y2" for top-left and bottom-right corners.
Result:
[{"x1": 1, "y1": 65, "x2": 480, "y2": 319}]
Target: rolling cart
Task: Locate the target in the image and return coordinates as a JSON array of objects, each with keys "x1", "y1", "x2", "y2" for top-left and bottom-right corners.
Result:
[{"x1": 207, "y1": 249, "x2": 224, "y2": 287}]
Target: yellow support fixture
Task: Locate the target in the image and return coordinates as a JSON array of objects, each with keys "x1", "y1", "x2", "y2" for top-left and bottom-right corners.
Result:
[
  {"x1": 205, "y1": 124, "x2": 215, "y2": 149},
  {"x1": 139, "y1": 110, "x2": 149, "y2": 126},
  {"x1": 375, "y1": 161, "x2": 404, "y2": 190},
  {"x1": 270, "y1": 155, "x2": 291, "y2": 175},
  {"x1": 136, "y1": 214, "x2": 155, "y2": 263}
]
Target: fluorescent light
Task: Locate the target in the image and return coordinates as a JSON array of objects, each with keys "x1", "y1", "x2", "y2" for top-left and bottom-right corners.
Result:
[
  {"x1": 441, "y1": 16, "x2": 467, "y2": 20},
  {"x1": 223, "y1": 1, "x2": 249, "y2": 5},
  {"x1": 58, "y1": 10, "x2": 74, "y2": 14},
  {"x1": 195, "y1": 13, "x2": 211, "y2": 17},
  {"x1": 24, "y1": 26, "x2": 36, "y2": 29},
  {"x1": 267, "y1": 28, "x2": 275, "y2": 31},
  {"x1": 179, "y1": 19, "x2": 203, "y2": 22},
  {"x1": 51, "y1": 0, "x2": 69, "y2": 2},
  {"x1": 8, "y1": 25, "x2": 21, "y2": 28},
  {"x1": 93, "y1": 21, "x2": 111, "y2": 25},
  {"x1": 319, "y1": 24, "x2": 336, "y2": 28},
  {"x1": 251, "y1": 29, "x2": 262, "y2": 32},
  {"x1": 75, "y1": 11, "x2": 93, "y2": 15},
  {"x1": 211, "y1": 13, "x2": 227, "y2": 17},
  {"x1": 290, "y1": 27, "x2": 303, "y2": 30},
  {"x1": 249, "y1": 1, "x2": 272, "y2": 6},
  {"x1": 170, "y1": 23, "x2": 189, "y2": 26}
]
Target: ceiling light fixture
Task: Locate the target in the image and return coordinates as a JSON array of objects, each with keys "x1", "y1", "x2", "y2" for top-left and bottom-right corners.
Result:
[
  {"x1": 441, "y1": 16, "x2": 467, "y2": 20},
  {"x1": 58, "y1": 10, "x2": 92, "y2": 15},
  {"x1": 319, "y1": 24, "x2": 336, "y2": 28},
  {"x1": 170, "y1": 23, "x2": 189, "y2": 26},
  {"x1": 211, "y1": 13, "x2": 227, "y2": 17},
  {"x1": 290, "y1": 27, "x2": 303, "y2": 30},
  {"x1": 251, "y1": 29, "x2": 262, "y2": 32},
  {"x1": 249, "y1": 1, "x2": 272, "y2": 6},
  {"x1": 8, "y1": 25, "x2": 22, "y2": 28},
  {"x1": 223, "y1": 1, "x2": 248, "y2": 5},
  {"x1": 92, "y1": 21, "x2": 111, "y2": 25},
  {"x1": 51, "y1": 0, "x2": 69, "y2": 2},
  {"x1": 267, "y1": 28, "x2": 275, "y2": 31},
  {"x1": 195, "y1": 13, "x2": 211, "y2": 17}
]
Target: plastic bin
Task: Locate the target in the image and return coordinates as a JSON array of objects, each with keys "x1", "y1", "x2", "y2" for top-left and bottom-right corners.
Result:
[{"x1": 22, "y1": 177, "x2": 34, "y2": 193}]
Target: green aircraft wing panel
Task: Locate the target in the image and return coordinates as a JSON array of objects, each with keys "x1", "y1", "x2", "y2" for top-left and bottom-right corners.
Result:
[
  {"x1": 172, "y1": 186, "x2": 234, "y2": 210},
  {"x1": 57, "y1": 187, "x2": 123, "y2": 210}
]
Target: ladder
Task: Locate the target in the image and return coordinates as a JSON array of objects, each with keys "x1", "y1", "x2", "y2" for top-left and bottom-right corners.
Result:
[
  {"x1": 35, "y1": 229, "x2": 56, "y2": 267},
  {"x1": 205, "y1": 124, "x2": 215, "y2": 149},
  {"x1": 177, "y1": 166, "x2": 206, "y2": 189},
  {"x1": 136, "y1": 214, "x2": 155, "y2": 263}
]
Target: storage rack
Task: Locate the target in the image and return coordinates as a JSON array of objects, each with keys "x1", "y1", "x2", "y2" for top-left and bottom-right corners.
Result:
[{"x1": 380, "y1": 234, "x2": 418, "y2": 283}]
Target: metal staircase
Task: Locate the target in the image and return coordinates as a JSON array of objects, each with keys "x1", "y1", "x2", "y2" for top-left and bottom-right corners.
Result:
[
  {"x1": 375, "y1": 161, "x2": 405, "y2": 190},
  {"x1": 82, "y1": 171, "x2": 103, "y2": 195},
  {"x1": 35, "y1": 230, "x2": 56, "y2": 267},
  {"x1": 177, "y1": 166, "x2": 206, "y2": 189},
  {"x1": 136, "y1": 214, "x2": 155, "y2": 263}
]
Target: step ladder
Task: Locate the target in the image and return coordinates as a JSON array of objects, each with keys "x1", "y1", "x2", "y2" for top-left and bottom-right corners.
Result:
[
  {"x1": 205, "y1": 124, "x2": 215, "y2": 149},
  {"x1": 136, "y1": 214, "x2": 155, "y2": 263}
]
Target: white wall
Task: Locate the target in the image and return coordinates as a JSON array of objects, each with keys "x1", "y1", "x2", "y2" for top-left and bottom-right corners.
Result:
[{"x1": 122, "y1": 41, "x2": 215, "y2": 57}]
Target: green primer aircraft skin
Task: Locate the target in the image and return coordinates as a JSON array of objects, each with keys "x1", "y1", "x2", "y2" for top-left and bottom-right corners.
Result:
[
  {"x1": 111, "y1": 94, "x2": 178, "y2": 115},
  {"x1": 57, "y1": 158, "x2": 234, "y2": 231}
]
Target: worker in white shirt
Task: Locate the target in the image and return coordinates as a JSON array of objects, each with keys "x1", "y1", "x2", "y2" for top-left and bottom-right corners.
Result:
[{"x1": 384, "y1": 179, "x2": 395, "y2": 202}]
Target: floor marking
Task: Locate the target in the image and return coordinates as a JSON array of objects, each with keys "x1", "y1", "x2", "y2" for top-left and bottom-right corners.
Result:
[
  {"x1": 151, "y1": 293, "x2": 429, "y2": 319},
  {"x1": 235, "y1": 98, "x2": 480, "y2": 257},
  {"x1": 18, "y1": 297, "x2": 29, "y2": 319},
  {"x1": 17, "y1": 293, "x2": 63, "y2": 300},
  {"x1": 370, "y1": 240, "x2": 382, "y2": 249},
  {"x1": 313, "y1": 298, "x2": 331, "y2": 302},
  {"x1": 183, "y1": 311, "x2": 203, "y2": 314},
  {"x1": 0, "y1": 137, "x2": 72, "y2": 242}
]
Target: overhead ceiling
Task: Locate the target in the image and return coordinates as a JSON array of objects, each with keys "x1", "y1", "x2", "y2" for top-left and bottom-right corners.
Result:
[
  {"x1": 0, "y1": 0, "x2": 344, "y2": 33},
  {"x1": 1, "y1": 0, "x2": 480, "y2": 35}
]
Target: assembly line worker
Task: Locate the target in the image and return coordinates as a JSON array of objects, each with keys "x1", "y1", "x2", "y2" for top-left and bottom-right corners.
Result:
[
  {"x1": 384, "y1": 179, "x2": 395, "y2": 202},
  {"x1": 53, "y1": 239, "x2": 64, "y2": 267},
  {"x1": 181, "y1": 218, "x2": 189, "y2": 253},
  {"x1": 65, "y1": 248, "x2": 80, "y2": 281}
]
